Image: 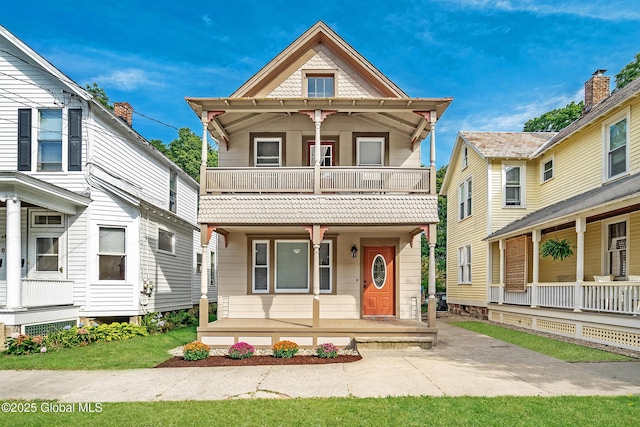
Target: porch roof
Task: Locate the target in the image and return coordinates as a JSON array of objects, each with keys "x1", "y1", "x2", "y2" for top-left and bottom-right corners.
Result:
[
  {"x1": 486, "y1": 172, "x2": 640, "y2": 241},
  {"x1": 198, "y1": 194, "x2": 438, "y2": 225}
]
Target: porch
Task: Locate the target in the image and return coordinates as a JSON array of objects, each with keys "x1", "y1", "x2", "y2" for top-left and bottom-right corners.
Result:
[{"x1": 197, "y1": 317, "x2": 437, "y2": 349}]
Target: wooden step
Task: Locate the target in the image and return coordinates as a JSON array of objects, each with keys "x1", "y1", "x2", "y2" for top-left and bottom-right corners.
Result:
[{"x1": 355, "y1": 336, "x2": 434, "y2": 349}]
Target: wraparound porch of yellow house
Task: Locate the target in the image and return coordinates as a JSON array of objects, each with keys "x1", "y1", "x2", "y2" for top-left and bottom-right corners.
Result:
[{"x1": 197, "y1": 318, "x2": 437, "y2": 349}]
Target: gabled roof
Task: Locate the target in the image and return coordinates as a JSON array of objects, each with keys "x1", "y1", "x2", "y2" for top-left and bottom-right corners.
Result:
[
  {"x1": 460, "y1": 132, "x2": 556, "y2": 159},
  {"x1": 532, "y1": 76, "x2": 640, "y2": 157},
  {"x1": 232, "y1": 21, "x2": 407, "y2": 99}
]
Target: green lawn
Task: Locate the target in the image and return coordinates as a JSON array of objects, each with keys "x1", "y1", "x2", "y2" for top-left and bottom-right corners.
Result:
[
  {"x1": 450, "y1": 321, "x2": 634, "y2": 362},
  {"x1": 0, "y1": 396, "x2": 638, "y2": 426},
  {"x1": 0, "y1": 326, "x2": 195, "y2": 370}
]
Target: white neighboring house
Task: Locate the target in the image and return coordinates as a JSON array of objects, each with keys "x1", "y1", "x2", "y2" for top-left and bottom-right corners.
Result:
[{"x1": 0, "y1": 25, "x2": 214, "y2": 338}]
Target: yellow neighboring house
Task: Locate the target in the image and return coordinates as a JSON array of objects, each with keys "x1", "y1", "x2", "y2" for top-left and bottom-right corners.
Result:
[{"x1": 442, "y1": 71, "x2": 640, "y2": 351}]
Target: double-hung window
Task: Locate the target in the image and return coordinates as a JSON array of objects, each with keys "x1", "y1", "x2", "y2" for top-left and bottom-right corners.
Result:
[
  {"x1": 462, "y1": 145, "x2": 468, "y2": 169},
  {"x1": 252, "y1": 241, "x2": 269, "y2": 293},
  {"x1": 458, "y1": 245, "x2": 472, "y2": 284},
  {"x1": 459, "y1": 178, "x2": 472, "y2": 220},
  {"x1": 356, "y1": 137, "x2": 385, "y2": 167},
  {"x1": 605, "y1": 220, "x2": 627, "y2": 279},
  {"x1": 98, "y1": 227, "x2": 126, "y2": 280},
  {"x1": 319, "y1": 240, "x2": 332, "y2": 293},
  {"x1": 541, "y1": 156, "x2": 554, "y2": 182},
  {"x1": 169, "y1": 170, "x2": 177, "y2": 213},
  {"x1": 158, "y1": 228, "x2": 175, "y2": 254},
  {"x1": 503, "y1": 163, "x2": 525, "y2": 207},
  {"x1": 255, "y1": 138, "x2": 282, "y2": 166},
  {"x1": 37, "y1": 109, "x2": 63, "y2": 171},
  {"x1": 604, "y1": 111, "x2": 629, "y2": 180}
]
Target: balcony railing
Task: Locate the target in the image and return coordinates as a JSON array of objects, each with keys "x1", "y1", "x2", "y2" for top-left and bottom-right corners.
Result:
[
  {"x1": 202, "y1": 167, "x2": 431, "y2": 194},
  {"x1": 489, "y1": 281, "x2": 640, "y2": 315},
  {"x1": 21, "y1": 279, "x2": 74, "y2": 308}
]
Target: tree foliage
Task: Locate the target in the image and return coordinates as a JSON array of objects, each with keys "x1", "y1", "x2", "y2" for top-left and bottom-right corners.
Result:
[
  {"x1": 421, "y1": 164, "x2": 447, "y2": 293},
  {"x1": 614, "y1": 52, "x2": 640, "y2": 92},
  {"x1": 523, "y1": 101, "x2": 583, "y2": 132},
  {"x1": 85, "y1": 82, "x2": 113, "y2": 111},
  {"x1": 165, "y1": 127, "x2": 218, "y2": 182}
]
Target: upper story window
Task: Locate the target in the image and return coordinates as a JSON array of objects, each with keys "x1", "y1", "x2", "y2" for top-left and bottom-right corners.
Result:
[
  {"x1": 306, "y1": 141, "x2": 335, "y2": 166},
  {"x1": 169, "y1": 170, "x2": 177, "y2": 213},
  {"x1": 462, "y1": 145, "x2": 468, "y2": 169},
  {"x1": 304, "y1": 72, "x2": 335, "y2": 98},
  {"x1": 503, "y1": 162, "x2": 525, "y2": 207},
  {"x1": 604, "y1": 109, "x2": 630, "y2": 180},
  {"x1": 459, "y1": 177, "x2": 472, "y2": 220},
  {"x1": 255, "y1": 137, "x2": 282, "y2": 166},
  {"x1": 17, "y1": 108, "x2": 82, "y2": 172},
  {"x1": 356, "y1": 137, "x2": 385, "y2": 167},
  {"x1": 158, "y1": 228, "x2": 175, "y2": 254},
  {"x1": 541, "y1": 156, "x2": 554, "y2": 183}
]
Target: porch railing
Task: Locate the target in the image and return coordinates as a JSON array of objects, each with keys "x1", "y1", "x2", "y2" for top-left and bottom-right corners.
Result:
[
  {"x1": 21, "y1": 279, "x2": 74, "y2": 308},
  {"x1": 489, "y1": 281, "x2": 640, "y2": 315},
  {"x1": 202, "y1": 167, "x2": 431, "y2": 194}
]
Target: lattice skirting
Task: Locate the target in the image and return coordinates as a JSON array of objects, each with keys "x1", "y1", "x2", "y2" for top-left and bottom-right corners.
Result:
[
  {"x1": 502, "y1": 313, "x2": 533, "y2": 328},
  {"x1": 583, "y1": 326, "x2": 640, "y2": 348},
  {"x1": 536, "y1": 319, "x2": 576, "y2": 336}
]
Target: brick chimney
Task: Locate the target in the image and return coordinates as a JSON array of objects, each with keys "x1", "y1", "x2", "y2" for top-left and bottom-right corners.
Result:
[
  {"x1": 584, "y1": 70, "x2": 610, "y2": 114},
  {"x1": 113, "y1": 102, "x2": 133, "y2": 127}
]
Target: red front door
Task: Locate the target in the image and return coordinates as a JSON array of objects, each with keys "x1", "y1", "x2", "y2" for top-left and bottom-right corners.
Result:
[{"x1": 363, "y1": 246, "x2": 395, "y2": 316}]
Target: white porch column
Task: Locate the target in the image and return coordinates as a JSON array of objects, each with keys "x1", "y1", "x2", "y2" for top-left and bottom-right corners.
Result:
[
  {"x1": 427, "y1": 223, "x2": 437, "y2": 327},
  {"x1": 313, "y1": 110, "x2": 322, "y2": 195},
  {"x1": 531, "y1": 229, "x2": 541, "y2": 308},
  {"x1": 429, "y1": 111, "x2": 437, "y2": 194},
  {"x1": 199, "y1": 226, "x2": 210, "y2": 327},
  {"x1": 574, "y1": 217, "x2": 586, "y2": 312},
  {"x1": 5, "y1": 195, "x2": 22, "y2": 309},
  {"x1": 200, "y1": 111, "x2": 209, "y2": 196},
  {"x1": 498, "y1": 239, "x2": 505, "y2": 305},
  {"x1": 309, "y1": 224, "x2": 325, "y2": 328}
]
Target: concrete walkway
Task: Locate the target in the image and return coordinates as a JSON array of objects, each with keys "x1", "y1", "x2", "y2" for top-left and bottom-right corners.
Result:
[{"x1": 1, "y1": 323, "x2": 638, "y2": 401}]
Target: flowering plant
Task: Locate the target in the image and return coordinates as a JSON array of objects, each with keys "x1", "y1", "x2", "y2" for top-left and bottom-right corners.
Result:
[
  {"x1": 316, "y1": 342, "x2": 339, "y2": 359},
  {"x1": 272, "y1": 340, "x2": 299, "y2": 358},
  {"x1": 4, "y1": 334, "x2": 46, "y2": 355},
  {"x1": 228, "y1": 342, "x2": 255, "y2": 359},
  {"x1": 183, "y1": 341, "x2": 210, "y2": 361}
]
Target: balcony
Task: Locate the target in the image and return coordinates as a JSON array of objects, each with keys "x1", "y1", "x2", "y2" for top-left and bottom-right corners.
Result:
[{"x1": 202, "y1": 167, "x2": 431, "y2": 195}]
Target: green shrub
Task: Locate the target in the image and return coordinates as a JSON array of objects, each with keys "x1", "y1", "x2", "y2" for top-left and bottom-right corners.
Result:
[
  {"x1": 45, "y1": 322, "x2": 147, "y2": 350},
  {"x1": 3, "y1": 334, "x2": 46, "y2": 355},
  {"x1": 183, "y1": 341, "x2": 210, "y2": 361},
  {"x1": 272, "y1": 340, "x2": 299, "y2": 358}
]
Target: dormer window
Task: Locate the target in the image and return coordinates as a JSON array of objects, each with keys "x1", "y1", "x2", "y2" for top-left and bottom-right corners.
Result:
[{"x1": 303, "y1": 71, "x2": 336, "y2": 98}]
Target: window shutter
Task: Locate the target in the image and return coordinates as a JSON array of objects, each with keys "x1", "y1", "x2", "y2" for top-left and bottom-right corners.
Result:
[
  {"x1": 68, "y1": 109, "x2": 82, "y2": 171},
  {"x1": 505, "y1": 236, "x2": 528, "y2": 292},
  {"x1": 17, "y1": 109, "x2": 32, "y2": 171}
]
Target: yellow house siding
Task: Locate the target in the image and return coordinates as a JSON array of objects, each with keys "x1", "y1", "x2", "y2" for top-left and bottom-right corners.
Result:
[
  {"x1": 630, "y1": 211, "x2": 640, "y2": 275},
  {"x1": 445, "y1": 142, "x2": 489, "y2": 306},
  {"x1": 583, "y1": 222, "x2": 603, "y2": 280},
  {"x1": 629, "y1": 98, "x2": 640, "y2": 175},
  {"x1": 488, "y1": 160, "x2": 538, "y2": 233}
]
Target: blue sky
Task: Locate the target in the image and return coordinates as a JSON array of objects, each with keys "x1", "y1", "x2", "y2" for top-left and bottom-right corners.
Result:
[{"x1": 2, "y1": 0, "x2": 640, "y2": 166}]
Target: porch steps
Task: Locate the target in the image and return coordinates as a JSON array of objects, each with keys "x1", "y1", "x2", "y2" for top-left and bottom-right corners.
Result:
[{"x1": 355, "y1": 336, "x2": 434, "y2": 349}]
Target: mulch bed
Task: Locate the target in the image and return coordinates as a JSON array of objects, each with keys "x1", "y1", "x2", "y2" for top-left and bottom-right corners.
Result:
[{"x1": 156, "y1": 354, "x2": 362, "y2": 368}]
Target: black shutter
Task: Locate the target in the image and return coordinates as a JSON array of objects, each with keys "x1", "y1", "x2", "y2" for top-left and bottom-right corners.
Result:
[
  {"x1": 68, "y1": 109, "x2": 82, "y2": 171},
  {"x1": 17, "y1": 109, "x2": 32, "y2": 171}
]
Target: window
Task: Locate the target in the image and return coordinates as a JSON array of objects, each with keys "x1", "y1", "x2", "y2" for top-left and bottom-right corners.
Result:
[
  {"x1": 252, "y1": 241, "x2": 269, "y2": 293},
  {"x1": 458, "y1": 245, "x2": 471, "y2": 284},
  {"x1": 98, "y1": 227, "x2": 126, "y2": 280},
  {"x1": 320, "y1": 241, "x2": 332, "y2": 293},
  {"x1": 255, "y1": 138, "x2": 282, "y2": 166},
  {"x1": 158, "y1": 229, "x2": 175, "y2": 254},
  {"x1": 36, "y1": 237, "x2": 59, "y2": 272},
  {"x1": 169, "y1": 170, "x2": 177, "y2": 213},
  {"x1": 307, "y1": 141, "x2": 335, "y2": 166},
  {"x1": 541, "y1": 157, "x2": 554, "y2": 182},
  {"x1": 503, "y1": 163, "x2": 525, "y2": 207},
  {"x1": 196, "y1": 253, "x2": 203, "y2": 274},
  {"x1": 275, "y1": 240, "x2": 309, "y2": 292},
  {"x1": 605, "y1": 113, "x2": 629, "y2": 179},
  {"x1": 462, "y1": 145, "x2": 468, "y2": 169},
  {"x1": 458, "y1": 178, "x2": 472, "y2": 220},
  {"x1": 357, "y1": 137, "x2": 385, "y2": 167},
  {"x1": 32, "y1": 213, "x2": 63, "y2": 227},
  {"x1": 606, "y1": 220, "x2": 627, "y2": 279},
  {"x1": 37, "y1": 109, "x2": 62, "y2": 171},
  {"x1": 306, "y1": 74, "x2": 334, "y2": 98}
]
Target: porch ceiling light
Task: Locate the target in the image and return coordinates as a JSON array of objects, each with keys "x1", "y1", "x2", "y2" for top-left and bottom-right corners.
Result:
[{"x1": 351, "y1": 245, "x2": 358, "y2": 258}]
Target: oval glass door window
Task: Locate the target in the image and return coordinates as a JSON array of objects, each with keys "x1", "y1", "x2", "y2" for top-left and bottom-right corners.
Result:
[{"x1": 372, "y1": 254, "x2": 387, "y2": 289}]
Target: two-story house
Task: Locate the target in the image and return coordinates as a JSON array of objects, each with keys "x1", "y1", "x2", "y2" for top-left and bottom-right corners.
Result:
[
  {"x1": 187, "y1": 21, "x2": 452, "y2": 348},
  {"x1": 0, "y1": 25, "x2": 210, "y2": 339},
  {"x1": 442, "y1": 71, "x2": 640, "y2": 351}
]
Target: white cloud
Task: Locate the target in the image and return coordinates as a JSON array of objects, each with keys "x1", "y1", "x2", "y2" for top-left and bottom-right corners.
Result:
[
  {"x1": 202, "y1": 14, "x2": 212, "y2": 26},
  {"x1": 92, "y1": 69, "x2": 159, "y2": 91}
]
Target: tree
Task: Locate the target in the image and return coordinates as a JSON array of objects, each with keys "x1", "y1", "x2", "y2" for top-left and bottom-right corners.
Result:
[
  {"x1": 421, "y1": 164, "x2": 447, "y2": 293},
  {"x1": 166, "y1": 127, "x2": 218, "y2": 182},
  {"x1": 85, "y1": 82, "x2": 113, "y2": 111},
  {"x1": 523, "y1": 101, "x2": 584, "y2": 132},
  {"x1": 149, "y1": 139, "x2": 169, "y2": 156},
  {"x1": 614, "y1": 52, "x2": 640, "y2": 92}
]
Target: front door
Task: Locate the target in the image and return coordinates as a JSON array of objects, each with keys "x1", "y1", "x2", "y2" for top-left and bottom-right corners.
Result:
[{"x1": 363, "y1": 246, "x2": 395, "y2": 316}]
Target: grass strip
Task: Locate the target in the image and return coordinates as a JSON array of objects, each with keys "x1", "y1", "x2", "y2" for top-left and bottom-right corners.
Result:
[
  {"x1": 450, "y1": 321, "x2": 633, "y2": 362},
  {"x1": 0, "y1": 326, "x2": 195, "y2": 370},
  {"x1": 0, "y1": 396, "x2": 638, "y2": 427}
]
